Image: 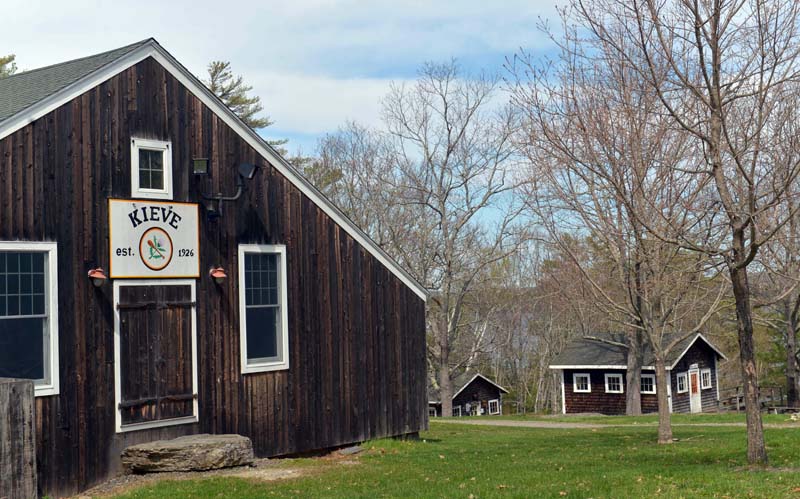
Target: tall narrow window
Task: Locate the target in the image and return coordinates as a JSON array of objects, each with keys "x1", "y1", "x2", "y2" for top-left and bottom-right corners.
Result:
[
  {"x1": 700, "y1": 368, "x2": 712, "y2": 389},
  {"x1": 676, "y1": 372, "x2": 688, "y2": 393},
  {"x1": 238, "y1": 244, "x2": 289, "y2": 373},
  {"x1": 131, "y1": 138, "x2": 172, "y2": 199},
  {"x1": 640, "y1": 374, "x2": 656, "y2": 394},
  {"x1": 0, "y1": 242, "x2": 59, "y2": 396}
]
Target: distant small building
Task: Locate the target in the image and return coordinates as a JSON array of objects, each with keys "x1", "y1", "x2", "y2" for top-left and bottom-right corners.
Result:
[
  {"x1": 549, "y1": 333, "x2": 727, "y2": 415},
  {"x1": 429, "y1": 373, "x2": 509, "y2": 417}
]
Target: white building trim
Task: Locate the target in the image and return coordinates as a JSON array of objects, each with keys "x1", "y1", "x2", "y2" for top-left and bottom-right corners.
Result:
[{"x1": 0, "y1": 39, "x2": 428, "y2": 302}]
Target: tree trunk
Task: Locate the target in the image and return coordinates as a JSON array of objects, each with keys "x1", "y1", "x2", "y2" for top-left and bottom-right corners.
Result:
[
  {"x1": 785, "y1": 300, "x2": 799, "y2": 408},
  {"x1": 439, "y1": 366, "x2": 453, "y2": 417},
  {"x1": 730, "y1": 264, "x2": 768, "y2": 465},
  {"x1": 655, "y1": 356, "x2": 672, "y2": 444},
  {"x1": 626, "y1": 331, "x2": 643, "y2": 416}
]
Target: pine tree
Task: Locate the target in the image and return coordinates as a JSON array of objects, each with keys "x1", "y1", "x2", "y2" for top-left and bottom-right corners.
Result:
[
  {"x1": 203, "y1": 61, "x2": 273, "y2": 129},
  {"x1": 0, "y1": 54, "x2": 17, "y2": 78}
]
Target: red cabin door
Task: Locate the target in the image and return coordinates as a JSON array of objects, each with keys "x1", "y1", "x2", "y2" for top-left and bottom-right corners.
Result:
[{"x1": 689, "y1": 369, "x2": 702, "y2": 413}]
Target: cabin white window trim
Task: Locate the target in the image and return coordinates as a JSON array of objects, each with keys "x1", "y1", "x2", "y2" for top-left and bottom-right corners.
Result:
[
  {"x1": 676, "y1": 372, "x2": 688, "y2": 393},
  {"x1": 700, "y1": 368, "x2": 712, "y2": 390},
  {"x1": 113, "y1": 279, "x2": 198, "y2": 433},
  {"x1": 640, "y1": 373, "x2": 656, "y2": 394},
  {"x1": 0, "y1": 242, "x2": 59, "y2": 397},
  {"x1": 131, "y1": 137, "x2": 173, "y2": 200},
  {"x1": 488, "y1": 399, "x2": 500, "y2": 415},
  {"x1": 453, "y1": 406, "x2": 462, "y2": 417},
  {"x1": 239, "y1": 244, "x2": 290, "y2": 374},
  {"x1": 604, "y1": 373, "x2": 624, "y2": 394},
  {"x1": 428, "y1": 406, "x2": 437, "y2": 418},
  {"x1": 573, "y1": 373, "x2": 591, "y2": 393}
]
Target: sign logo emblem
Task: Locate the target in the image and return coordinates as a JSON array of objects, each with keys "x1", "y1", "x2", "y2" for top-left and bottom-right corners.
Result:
[{"x1": 139, "y1": 227, "x2": 174, "y2": 271}]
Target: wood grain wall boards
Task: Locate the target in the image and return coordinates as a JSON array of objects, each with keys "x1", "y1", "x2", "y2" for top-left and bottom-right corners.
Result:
[
  {"x1": 562, "y1": 369, "x2": 660, "y2": 415},
  {"x1": 670, "y1": 342, "x2": 719, "y2": 413},
  {"x1": 0, "y1": 56, "x2": 426, "y2": 498}
]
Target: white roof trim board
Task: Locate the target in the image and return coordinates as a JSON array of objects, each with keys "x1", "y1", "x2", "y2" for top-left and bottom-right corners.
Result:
[
  {"x1": 0, "y1": 39, "x2": 428, "y2": 301},
  {"x1": 548, "y1": 365, "x2": 666, "y2": 371},
  {"x1": 668, "y1": 333, "x2": 728, "y2": 370},
  {"x1": 451, "y1": 373, "x2": 510, "y2": 400}
]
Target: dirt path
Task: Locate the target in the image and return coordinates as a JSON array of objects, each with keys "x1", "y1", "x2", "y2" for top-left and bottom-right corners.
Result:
[{"x1": 430, "y1": 419, "x2": 800, "y2": 429}]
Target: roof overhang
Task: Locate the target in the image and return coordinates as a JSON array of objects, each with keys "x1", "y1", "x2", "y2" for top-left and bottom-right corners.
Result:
[
  {"x1": 452, "y1": 374, "x2": 510, "y2": 399},
  {"x1": 669, "y1": 333, "x2": 728, "y2": 370},
  {"x1": 549, "y1": 365, "x2": 666, "y2": 371},
  {"x1": 0, "y1": 39, "x2": 428, "y2": 302}
]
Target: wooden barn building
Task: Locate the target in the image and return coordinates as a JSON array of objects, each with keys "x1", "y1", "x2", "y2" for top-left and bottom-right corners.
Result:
[
  {"x1": 428, "y1": 373, "x2": 508, "y2": 417},
  {"x1": 549, "y1": 333, "x2": 726, "y2": 415},
  {"x1": 0, "y1": 39, "x2": 428, "y2": 497}
]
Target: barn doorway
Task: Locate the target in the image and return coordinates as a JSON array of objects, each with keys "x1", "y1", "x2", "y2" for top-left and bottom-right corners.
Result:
[
  {"x1": 113, "y1": 280, "x2": 198, "y2": 432},
  {"x1": 688, "y1": 368, "x2": 702, "y2": 413}
]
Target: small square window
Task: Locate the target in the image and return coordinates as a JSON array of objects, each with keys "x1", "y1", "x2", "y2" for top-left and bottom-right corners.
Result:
[
  {"x1": 605, "y1": 373, "x2": 624, "y2": 393},
  {"x1": 131, "y1": 138, "x2": 172, "y2": 199},
  {"x1": 573, "y1": 373, "x2": 591, "y2": 393},
  {"x1": 676, "y1": 372, "x2": 688, "y2": 393},
  {"x1": 641, "y1": 374, "x2": 656, "y2": 394},
  {"x1": 700, "y1": 368, "x2": 712, "y2": 389},
  {"x1": 488, "y1": 399, "x2": 500, "y2": 415}
]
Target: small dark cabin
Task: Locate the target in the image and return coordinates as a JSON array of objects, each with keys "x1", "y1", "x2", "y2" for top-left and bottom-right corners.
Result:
[
  {"x1": 429, "y1": 373, "x2": 508, "y2": 417},
  {"x1": 549, "y1": 333, "x2": 726, "y2": 415},
  {"x1": 0, "y1": 39, "x2": 428, "y2": 497}
]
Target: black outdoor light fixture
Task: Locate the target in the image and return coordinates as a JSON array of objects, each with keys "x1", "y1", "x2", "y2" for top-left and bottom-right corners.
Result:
[{"x1": 201, "y1": 162, "x2": 259, "y2": 219}]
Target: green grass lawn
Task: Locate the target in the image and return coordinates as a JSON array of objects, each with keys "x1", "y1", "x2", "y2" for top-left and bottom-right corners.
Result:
[
  {"x1": 113, "y1": 420, "x2": 800, "y2": 498},
  {"x1": 479, "y1": 412, "x2": 797, "y2": 425}
]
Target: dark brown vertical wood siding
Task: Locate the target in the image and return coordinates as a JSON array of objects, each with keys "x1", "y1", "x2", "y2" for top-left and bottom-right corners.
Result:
[{"x1": 0, "y1": 57, "x2": 427, "y2": 497}]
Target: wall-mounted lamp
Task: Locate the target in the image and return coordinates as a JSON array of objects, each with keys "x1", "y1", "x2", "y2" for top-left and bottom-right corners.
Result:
[
  {"x1": 209, "y1": 267, "x2": 227, "y2": 285},
  {"x1": 193, "y1": 158, "x2": 209, "y2": 176},
  {"x1": 201, "y1": 163, "x2": 259, "y2": 219},
  {"x1": 87, "y1": 268, "x2": 108, "y2": 287}
]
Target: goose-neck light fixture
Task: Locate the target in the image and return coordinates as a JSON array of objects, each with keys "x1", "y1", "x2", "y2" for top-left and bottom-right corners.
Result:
[{"x1": 201, "y1": 163, "x2": 259, "y2": 220}]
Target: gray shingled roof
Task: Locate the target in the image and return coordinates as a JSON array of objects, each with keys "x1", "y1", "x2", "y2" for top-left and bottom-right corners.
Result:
[
  {"x1": 549, "y1": 333, "x2": 721, "y2": 368},
  {"x1": 428, "y1": 372, "x2": 508, "y2": 403},
  {"x1": 0, "y1": 39, "x2": 151, "y2": 123}
]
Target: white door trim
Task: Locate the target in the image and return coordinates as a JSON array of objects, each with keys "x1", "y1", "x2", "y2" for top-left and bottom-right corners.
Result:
[
  {"x1": 113, "y1": 279, "x2": 199, "y2": 433},
  {"x1": 688, "y1": 368, "x2": 702, "y2": 413}
]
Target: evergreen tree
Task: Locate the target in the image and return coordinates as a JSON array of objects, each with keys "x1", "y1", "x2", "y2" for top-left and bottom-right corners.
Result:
[
  {"x1": 0, "y1": 54, "x2": 17, "y2": 78},
  {"x1": 203, "y1": 61, "x2": 273, "y2": 129}
]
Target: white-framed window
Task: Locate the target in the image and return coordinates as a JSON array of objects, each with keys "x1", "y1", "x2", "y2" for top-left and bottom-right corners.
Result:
[
  {"x1": 428, "y1": 406, "x2": 437, "y2": 417},
  {"x1": 640, "y1": 374, "x2": 656, "y2": 394},
  {"x1": 488, "y1": 399, "x2": 500, "y2": 415},
  {"x1": 239, "y1": 244, "x2": 289, "y2": 373},
  {"x1": 453, "y1": 406, "x2": 462, "y2": 417},
  {"x1": 700, "y1": 368, "x2": 712, "y2": 389},
  {"x1": 131, "y1": 138, "x2": 172, "y2": 199},
  {"x1": 676, "y1": 372, "x2": 688, "y2": 393},
  {"x1": 573, "y1": 373, "x2": 591, "y2": 393},
  {"x1": 0, "y1": 242, "x2": 59, "y2": 397},
  {"x1": 605, "y1": 373, "x2": 624, "y2": 393}
]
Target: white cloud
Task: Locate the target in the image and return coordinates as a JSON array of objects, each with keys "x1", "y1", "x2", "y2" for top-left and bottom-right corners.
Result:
[
  {"x1": 0, "y1": 0, "x2": 560, "y2": 146},
  {"x1": 251, "y1": 71, "x2": 404, "y2": 133}
]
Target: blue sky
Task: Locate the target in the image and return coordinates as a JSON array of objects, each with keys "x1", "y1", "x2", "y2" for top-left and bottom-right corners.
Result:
[{"x1": 1, "y1": 0, "x2": 560, "y2": 154}]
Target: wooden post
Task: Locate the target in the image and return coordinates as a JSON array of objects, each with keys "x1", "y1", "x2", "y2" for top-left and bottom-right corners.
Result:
[{"x1": 0, "y1": 378, "x2": 37, "y2": 499}]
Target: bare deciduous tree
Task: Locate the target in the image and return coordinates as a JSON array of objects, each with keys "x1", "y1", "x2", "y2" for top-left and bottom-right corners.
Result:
[
  {"x1": 315, "y1": 62, "x2": 529, "y2": 417},
  {"x1": 510, "y1": 7, "x2": 727, "y2": 441},
  {"x1": 568, "y1": 0, "x2": 800, "y2": 463}
]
